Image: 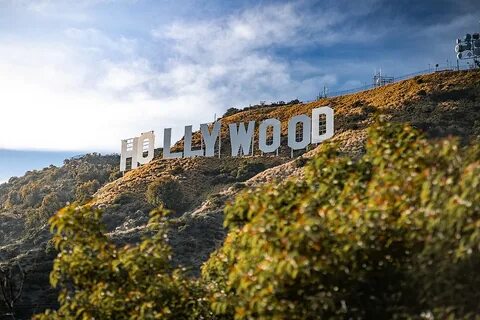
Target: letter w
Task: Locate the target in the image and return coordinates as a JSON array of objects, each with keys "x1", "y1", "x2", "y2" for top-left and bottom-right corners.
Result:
[{"x1": 229, "y1": 121, "x2": 255, "y2": 156}]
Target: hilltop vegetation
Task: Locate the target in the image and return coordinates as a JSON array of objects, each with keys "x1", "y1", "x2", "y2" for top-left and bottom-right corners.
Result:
[
  {"x1": 35, "y1": 122, "x2": 480, "y2": 319},
  {"x1": 0, "y1": 153, "x2": 119, "y2": 228}
]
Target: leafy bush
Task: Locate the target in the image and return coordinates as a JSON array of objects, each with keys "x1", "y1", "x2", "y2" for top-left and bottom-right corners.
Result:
[
  {"x1": 33, "y1": 206, "x2": 212, "y2": 320},
  {"x1": 39, "y1": 193, "x2": 64, "y2": 217},
  {"x1": 171, "y1": 165, "x2": 185, "y2": 175},
  {"x1": 235, "y1": 162, "x2": 266, "y2": 180},
  {"x1": 146, "y1": 177, "x2": 184, "y2": 212},
  {"x1": 108, "y1": 170, "x2": 123, "y2": 182},
  {"x1": 207, "y1": 193, "x2": 225, "y2": 207},
  {"x1": 218, "y1": 161, "x2": 267, "y2": 183},
  {"x1": 417, "y1": 89, "x2": 427, "y2": 96},
  {"x1": 5, "y1": 190, "x2": 21, "y2": 208},
  {"x1": 75, "y1": 179, "x2": 100, "y2": 203},
  {"x1": 223, "y1": 107, "x2": 240, "y2": 117},
  {"x1": 202, "y1": 121, "x2": 480, "y2": 319},
  {"x1": 20, "y1": 183, "x2": 43, "y2": 208}
]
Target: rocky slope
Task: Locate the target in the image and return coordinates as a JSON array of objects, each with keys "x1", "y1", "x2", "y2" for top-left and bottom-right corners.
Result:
[{"x1": 0, "y1": 69, "x2": 479, "y2": 318}]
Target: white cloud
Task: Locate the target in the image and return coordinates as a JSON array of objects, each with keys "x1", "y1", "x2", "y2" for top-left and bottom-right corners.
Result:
[
  {"x1": 150, "y1": 3, "x2": 345, "y2": 105},
  {"x1": 1, "y1": 2, "x2": 373, "y2": 152},
  {"x1": 156, "y1": 3, "x2": 303, "y2": 61},
  {"x1": 0, "y1": 36, "x2": 219, "y2": 152},
  {"x1": 154, "y1": 2, "x2": 371, "y2": 62}
]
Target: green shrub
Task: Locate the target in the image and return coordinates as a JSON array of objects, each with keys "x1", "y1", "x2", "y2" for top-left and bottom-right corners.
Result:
[
  {"x1": 114, "y1": 191, "x2": 139, "y2": 205},
  {"x1": 294, "y1": 156, "x2": 308, "y2": 168},
  {"x1": 34, "y1": 206, "x2": 212, "y2": 320},
  {"x1": 40, "y1": 193, "x2": 64, "y2": 216},
  {"x1": 5, "y1": 190, "x2": 21, "y2": 208},
  {"x1": 207, "y1": 193, "x2": 225, "y2": 207},
  {"x1": 108, "y1": 170, "x2": 123, "y2": 182},
  {"x1": 235, "y1": 161, "x2": 266, "y2": 181},
  {"x1": 20, "y1": 183, "x2": 43, "y2": 207},
  {"x1": 223, "y1": 107, "x2": 240, "y2": 117},
  {"x1": 171, "y1": 165, "x2": 185, "y2": 175},
  {"x1": 146, "y1": 177, "x2": 184, "y2": 212},
  {"x1": 202, "y1": 121, "x2": 480, "y2": 320},
  {"x1": 75, "y1": 179, "x2": 100, "y2": 203}
]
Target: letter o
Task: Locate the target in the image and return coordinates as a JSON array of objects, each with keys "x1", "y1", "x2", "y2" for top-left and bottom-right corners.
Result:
[
  {"x1": 288, "y1": 114, "x2": 311, "y2": 150},
  {"x1": 259, "y1": 118, "x2": 281, "y2": 153}
]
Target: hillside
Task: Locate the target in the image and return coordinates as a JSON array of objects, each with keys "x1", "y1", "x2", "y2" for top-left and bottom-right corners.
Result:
[
  {"x1": 174, "y1": 70, "x2": 480, "y2": 157},
  {"x1": 1, "y1": 69, "x2": 479, "y2": 317}
]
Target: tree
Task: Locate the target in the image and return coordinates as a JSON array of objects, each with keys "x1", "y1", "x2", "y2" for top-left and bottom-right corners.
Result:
[
  {"x1": 222, "y1": 108, "x2": 239, "y2": 117},
  {"x1": 0, "y1": 263, "x2": 27, "y2": 320},
  {"x1": 146, "y1": 177, "x2": 184, "y2": 212}
]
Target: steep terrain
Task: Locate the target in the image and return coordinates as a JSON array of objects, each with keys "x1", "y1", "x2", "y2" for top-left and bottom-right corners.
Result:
[
  {"x1": 1, "y1": 69, "x2": 479, "y2": 317},
  {"x1": 0, "y1": 154, "x2": 120, "y2": 315}
]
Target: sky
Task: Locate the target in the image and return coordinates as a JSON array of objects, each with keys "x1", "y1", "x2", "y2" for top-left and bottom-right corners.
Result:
[{"x1": 0, "y1": 0, "x2": 478, "y2": 182}]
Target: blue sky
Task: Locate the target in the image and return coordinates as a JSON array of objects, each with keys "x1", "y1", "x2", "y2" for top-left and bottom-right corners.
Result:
[
  {"x1": 0, "y1": 149, "x2": 80, "y2": 183},
  {"x1": 0, "y1": 0, "x2": 478, "y2": 182}
]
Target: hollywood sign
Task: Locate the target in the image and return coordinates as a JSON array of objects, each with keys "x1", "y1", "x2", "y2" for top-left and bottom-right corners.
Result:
[{"x1": 120, "y1": 106, "x2": 334, "y2": 172}]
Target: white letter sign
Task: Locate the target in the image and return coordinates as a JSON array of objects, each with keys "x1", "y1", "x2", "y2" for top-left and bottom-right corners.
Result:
[
  {"x1": 120, "y1": 106, "x2": 335, "y2": 172},
  {"x1": 163, "y1": 128, "x2": 183, "y2": 159},
  {"x1": 288, "y1": 114, "x2": 311, "y2": 150},
  {"x1": 120, "y1": 131, "x2": 155, "y2": 172},
  {"x1": 311, "y1": 106, "x2": 334, "y2": 143},
  {"x1": 229, "y1": 121, "x2": 255, "y2": 156},
  {"x1": 258, "y1": 118, "x2": 281, "y2": 153},
  {"x1": 201, "y1": 121, "x2": 221, "y2": 157},
  {"x1": 184, "y1": 125, "x2": 203, "y2": 158}
]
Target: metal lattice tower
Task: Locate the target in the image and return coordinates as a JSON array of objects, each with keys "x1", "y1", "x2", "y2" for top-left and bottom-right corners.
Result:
[{"x1": 455, "y1": 23, "x2": 480, "y2": 69}]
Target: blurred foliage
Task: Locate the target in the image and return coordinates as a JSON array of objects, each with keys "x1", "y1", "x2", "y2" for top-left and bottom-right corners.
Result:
[
  {"x1": 33, "y1": 205, "x2": 212, "y2": 320},
  {"x1": 146, "y1": 177, "x2": 184, "y2": 212},
  {"x1": 202, "y1": 121, "x2": 480, "y2": 320},
  {"x1": 0, "y1": 153, "x2": 119, "y2": 227},
  {"x1": 34, "y1": 122, "x2": 480, "y2": 319}
]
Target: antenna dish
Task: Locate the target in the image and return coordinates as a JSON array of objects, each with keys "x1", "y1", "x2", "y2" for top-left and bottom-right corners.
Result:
[{"x1": 456, "y1": 38, "x2": 462, "y2": 44}]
